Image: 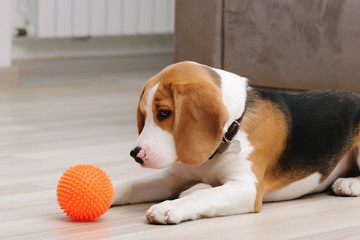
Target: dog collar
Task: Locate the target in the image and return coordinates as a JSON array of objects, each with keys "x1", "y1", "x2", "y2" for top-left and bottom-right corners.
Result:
[{"x1": 209, "y1": 104, "x2": 247, "y2": 160}]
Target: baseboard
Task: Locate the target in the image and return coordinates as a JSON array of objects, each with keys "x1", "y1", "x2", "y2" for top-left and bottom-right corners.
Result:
[
  {"x1": 0, "y1": 67, "x2": 19, "y2": 86},
  {"x1": 14, "y1": 53, "x2": 174, "y2": 82},
  {"x1": 13, "y1": 35, "x2": 174, "y2": 61}
]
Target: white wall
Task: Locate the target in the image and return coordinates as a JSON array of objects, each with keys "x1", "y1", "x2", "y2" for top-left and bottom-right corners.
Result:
[
  {"x1": 13, "y1": 0, "x2": 27, "y2": 29},
  {"x1": 11, "y1": 0, "x2": 174, "y2": 62},
  {"x1": 0, "y1": 0, "x2": 12, "y2": 67}
]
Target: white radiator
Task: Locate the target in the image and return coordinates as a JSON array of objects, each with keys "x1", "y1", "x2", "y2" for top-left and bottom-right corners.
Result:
[{"x1": 25, "y1": 0, "x2": 175, "y2": 38}]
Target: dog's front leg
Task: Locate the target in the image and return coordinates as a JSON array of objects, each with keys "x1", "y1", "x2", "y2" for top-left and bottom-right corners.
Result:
[
  {"x1": 112, "y1": 169, "x2": 192, "y2": 206},
  {"x1": 146, "y1": 180, "x2": 257, "y2": 224}
]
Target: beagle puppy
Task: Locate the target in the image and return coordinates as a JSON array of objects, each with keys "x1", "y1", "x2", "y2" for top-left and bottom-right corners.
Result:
[{"x1": 112, "y1": 61, "x2": 360, "y2": 224}]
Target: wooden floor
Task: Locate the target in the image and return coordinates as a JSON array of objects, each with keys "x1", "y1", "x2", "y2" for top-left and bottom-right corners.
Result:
[{"x1": 1, "y1": 71, "x2": 360, "y2": 240}]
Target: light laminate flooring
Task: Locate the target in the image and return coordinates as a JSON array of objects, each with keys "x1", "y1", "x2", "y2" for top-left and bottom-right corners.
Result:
[{"x1": 1, "y1": 72, "x2": 360, "y2": 240}]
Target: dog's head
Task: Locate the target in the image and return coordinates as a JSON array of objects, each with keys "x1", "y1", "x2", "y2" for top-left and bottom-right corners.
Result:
[{"x1": 130, "y1": 62, "x2": 229, "y2": 169}]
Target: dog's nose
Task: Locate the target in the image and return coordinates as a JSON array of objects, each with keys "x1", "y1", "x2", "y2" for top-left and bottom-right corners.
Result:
[{"x1": 130, "y1": 146, "x2": 144, "y2": 165}]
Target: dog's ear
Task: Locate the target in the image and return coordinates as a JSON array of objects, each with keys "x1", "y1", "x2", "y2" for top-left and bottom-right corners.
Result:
[{"x1": 172, "y1": 80, "x2": 229, "y2": 165}]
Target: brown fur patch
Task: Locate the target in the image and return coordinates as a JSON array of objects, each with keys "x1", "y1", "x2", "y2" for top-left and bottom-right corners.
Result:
[
  {"x1": 137, "y1": 89, "x2": 146, "y2": 134},
  {"x1": 199, "y1": 64, "x2": 221, "y2": 88},
  {"x1": 354, "y1": 123, "x2": 360, "y2": 145},
  {"x1": 241, "y1": 96, "x2": 289, "y2": 212},
  {"x1": 152, "y1": 82, "x2": 175, "y2": 133}
]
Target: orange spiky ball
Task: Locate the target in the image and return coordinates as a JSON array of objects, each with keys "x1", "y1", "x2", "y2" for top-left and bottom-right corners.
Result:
[{"x1": 57, "y1": 164, "x2": 114, "y2": 221}]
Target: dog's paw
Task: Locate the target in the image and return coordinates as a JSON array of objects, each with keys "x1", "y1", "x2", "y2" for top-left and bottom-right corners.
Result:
[
  {"x1": 332, "y1": 178, "x2": 360, "y2": 197},
  {"x1": 146, "y1": 200, "x2": 193, "y2": 224}
]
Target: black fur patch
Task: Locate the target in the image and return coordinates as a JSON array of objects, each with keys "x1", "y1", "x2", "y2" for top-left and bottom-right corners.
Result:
[{"x1": 259, "y1": 89, "x2": 360, "y2": 179}]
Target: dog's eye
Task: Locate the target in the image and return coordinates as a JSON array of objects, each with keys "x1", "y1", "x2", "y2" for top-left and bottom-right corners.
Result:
[{"x1": 157, "y1": 110, "x2": 171, "y2": 121}]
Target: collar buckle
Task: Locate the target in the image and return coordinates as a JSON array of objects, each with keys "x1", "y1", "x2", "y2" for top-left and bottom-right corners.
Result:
[
  {"x1": 208, "y1": 119, "x2": 241, "y2": 159},
  {"x1": 209, "y1": 102, "x2": 247, "y2": 160}
]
